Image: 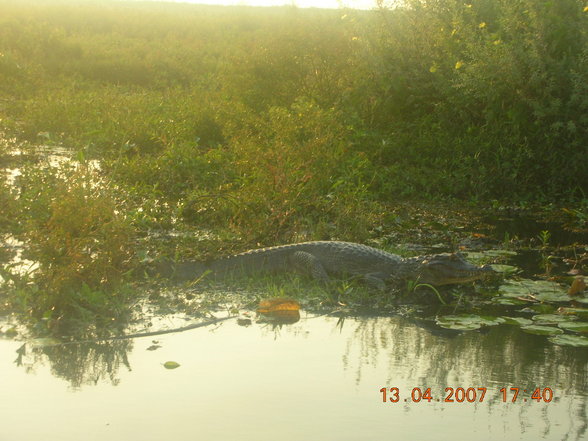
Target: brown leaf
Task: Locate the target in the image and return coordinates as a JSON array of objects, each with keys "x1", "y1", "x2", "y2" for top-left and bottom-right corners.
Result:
[
  {"x1": 257, "y1": 298, "x2": 301, "y2": 314},
  {"x1": 568, "y1": 277, "x2": 586, "y2": 296}
]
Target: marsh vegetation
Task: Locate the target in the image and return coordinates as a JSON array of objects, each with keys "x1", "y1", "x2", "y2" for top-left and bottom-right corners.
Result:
[{"x1": 0, "y1": 0, "x2": 586, "y2": 339}]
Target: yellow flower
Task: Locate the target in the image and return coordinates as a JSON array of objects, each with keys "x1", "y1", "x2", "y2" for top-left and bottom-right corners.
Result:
[
  {"x1": 479, "y1": 22, "x2": 486, "y2": 29},
  {"x1": 429, "y1": 64, "x2": 438, "y2": 73},
  {"x1": 455, "y1": 61, "x2": 464, "y2": 69},
  {"x1": 584, "y1": 6, "x2": 588, "y2": 12},
  {"x1": 493, "y1": 39, "x2": 502, "y2": 45}
]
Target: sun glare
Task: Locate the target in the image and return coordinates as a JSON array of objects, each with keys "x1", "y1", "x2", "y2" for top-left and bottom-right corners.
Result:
[{"x1": 146, "y1": 0, "x2": 381, "y2": 10}]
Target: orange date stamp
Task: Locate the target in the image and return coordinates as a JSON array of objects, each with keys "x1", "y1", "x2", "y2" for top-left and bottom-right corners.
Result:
[{"x1": 380, "y1": 387, "x2": 554, "y2": 403}]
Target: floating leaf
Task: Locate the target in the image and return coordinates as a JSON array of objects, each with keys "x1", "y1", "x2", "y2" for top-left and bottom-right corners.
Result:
[
  {"x1": 492, "y1": 297, "x2": 528, "y2": 306},
  {"x1": 436, "y1": 314, "x2": 504, "y2": 331},
  {"x1": 558, "y1": 321, "x2": 588, "y2": 333},
  {"x1": 532, "y1": 314, "x2": 576, "y2": 325},
  {"x1": 257, "y1": 298, "x2": 301, "y2": 324},
  {"x1": 466, "y1": 250, "x2": 517, "y2": 260},
  {"x1": 163, "y1": 361, "x2": 180, "y2": 369},
  {"x1": 549, "y1": 334, "x2": 588, "y2": 347},
  {"x1": 237, "y1": 318, "x2": 252, "y2": 326},
  {"x1": 521, "y1": 325, "x2": 564, "y2": 336},
  {"x1": 558, "y1": 307, "x2": 588, "y2": 318},
  {"x1": 438, "y1": 322, "x2": 481, "y2": 331},
  {"x1": 499, "y1": 279, "x2": 569, "y2": 302},
  {"x1": 500, "y1": 316, "x2": 533, "y2": 326},
  {"x1": 490, "y1": 264, "x2": 520, "y2": 275},
  {"x1": 257, "y1": 298, "x2": 301, "y2": 314},
  {"x1": 526, "y1": 304, "x2": 556, "y2": 314},
  {"x1": 568, "y1": 277, "x2": 586, "y2": 296}
]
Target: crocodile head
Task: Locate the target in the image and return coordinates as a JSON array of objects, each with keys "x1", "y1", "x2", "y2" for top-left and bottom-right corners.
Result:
[{"x1": 415, "y1": 252, "x2": 495, "y2": 286}]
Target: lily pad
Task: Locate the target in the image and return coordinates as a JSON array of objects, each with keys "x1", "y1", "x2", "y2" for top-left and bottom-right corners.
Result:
[
  {"x1": 466, "y1": 250, "x2": 517, "y2": 260},
  {"x1": 436, "y1": 314, "x2": 505, "y2": 331},
  {"x1": 521, "y1": 325, "x2": 564, "y2": 336},
  {"x1": 558, "y1": 307, "x2": 588, "y2": 318},
  {"x1": 492, "y1": 297, "x2": 528, "y2": 306},
  {"x1": 532, "y1": 314, "x2": 576, "y2": 325},
  {"x1": 437, "y1": 322, "x2": 482, "y2": 331},
  {"x1": 500, "y1": 316, "x2": 533, "y2": 326},
  {"x1": 490, "y1": 264, "x2": 520, "y2": 275},
  {"x1": 548, "y1": 334, "x2": 588, "y2": 347},
  {"x1": 557, "y1": 321, "x2": 588, "y2": 333},
  {"x1": 524, "y1": 304, "x2": 556, "y2": 314},
  {"x1": 163, "y1": 361, "x2": 180, "y2": 369},
  {"x1": 499, "y1": 279, "x2": 569, "y2": 302}
]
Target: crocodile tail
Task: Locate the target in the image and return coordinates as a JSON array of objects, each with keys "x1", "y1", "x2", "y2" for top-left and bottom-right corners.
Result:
[
  {"x1": 208, "y1": 248, "x2": 288, "y2": 277},
  {"x1": 147, "y1": 260, "x2": 209, "y2": 282}
]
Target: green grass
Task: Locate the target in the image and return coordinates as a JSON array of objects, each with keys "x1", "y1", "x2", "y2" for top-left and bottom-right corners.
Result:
[{"x1": 0, "y1": 0, "x2": 587, "y2": 334}]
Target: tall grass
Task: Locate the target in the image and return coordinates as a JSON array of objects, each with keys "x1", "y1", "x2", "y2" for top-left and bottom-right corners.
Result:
[{"x1": 0, "y1": 0, "x2": 586, "y2": 326}]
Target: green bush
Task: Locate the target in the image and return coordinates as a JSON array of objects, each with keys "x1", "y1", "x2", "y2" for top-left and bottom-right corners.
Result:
[{"x1": 17, "y1": 164, "x2": 134, "y2": 318}]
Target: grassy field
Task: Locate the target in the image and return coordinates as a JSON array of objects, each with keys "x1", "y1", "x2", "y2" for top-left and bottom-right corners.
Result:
[{"x1": 0, "y1": 0, "x2": 587, "y2": 332}]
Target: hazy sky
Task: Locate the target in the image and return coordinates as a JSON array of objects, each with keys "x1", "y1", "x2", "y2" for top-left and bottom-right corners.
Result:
[{"x1": 147, "y1": 0, "x2": 382, "y2": 10}]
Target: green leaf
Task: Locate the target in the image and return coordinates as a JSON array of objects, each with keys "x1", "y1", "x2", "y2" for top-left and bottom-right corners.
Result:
[
  {"x1": 466, "y1": 250, "x2": 517, "y2": 260},
  {"x1": 436, "y1": 314, "x2": 505, "y2": 331},
  {"x1": 489, "y1": 264, "x2": 520, "y2": 275},
  {"x1": 557, "y1": 321, "x2": 588, "y2": 333},
  {"x1": 500, "y1": 316, "x2": 533, "y2": 326},
  {"x1": 521, "y1": 325, "x2": 564, "y2": 336},
  {"x1": 532, "y1": 314, "x2": 576, "y2": 325},
  {"x1": 499, "y1": 279, "x2": 569, "y2": 302},
  {"x1": 492, "y1": 297, "x2": 528, "y2": 306},
  {"x1": 558, "y1": 308, "x2": 588, "y2": 318},
  {"x1": 548, "y1": 334, "x2": 588, "y2": 347}
]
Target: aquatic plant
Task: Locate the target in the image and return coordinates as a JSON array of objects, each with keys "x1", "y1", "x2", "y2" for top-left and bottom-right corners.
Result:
[{"x1": 13, "y1": 163, "x2": 135, "y2": 326}]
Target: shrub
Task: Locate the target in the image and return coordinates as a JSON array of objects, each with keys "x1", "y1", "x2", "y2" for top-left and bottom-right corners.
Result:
[{"x1": 18, "y1": 163, "x2": 134, "y2": 318}]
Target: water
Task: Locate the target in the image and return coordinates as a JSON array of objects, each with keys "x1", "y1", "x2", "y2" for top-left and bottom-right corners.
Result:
[
  {"x1": 1, "y1": 314, "x2": 586, "y2": 441},
  {"x1": 1, "y1": 138, "x2": 587, "y2": 439}
]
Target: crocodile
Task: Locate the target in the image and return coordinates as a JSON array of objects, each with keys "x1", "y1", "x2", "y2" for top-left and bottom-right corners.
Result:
[{"x1": 157, "y1": 241, "x2": 494, "y2": 290}]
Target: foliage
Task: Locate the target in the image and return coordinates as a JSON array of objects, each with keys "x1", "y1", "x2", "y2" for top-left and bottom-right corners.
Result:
[
  {"x1": 1, "y1": 0, "x2": 586, "y2": 206},
  {"x1": 0, "y1": 0, "x2": 587, "y2": 333},
  {"x1": 13, "y1": 163, "x2": 134, "y2": 323}
]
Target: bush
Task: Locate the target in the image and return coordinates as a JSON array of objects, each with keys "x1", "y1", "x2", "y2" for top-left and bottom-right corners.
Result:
[{"x1": 17, "y1": 163, "x2": 134, "y2": 318}]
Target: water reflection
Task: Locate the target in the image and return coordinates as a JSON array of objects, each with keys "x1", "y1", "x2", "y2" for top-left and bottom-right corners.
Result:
[
  {"x1": 2, "y1": 314, "x2": 586, "y2": 440},
  {"x1": 14, "y1": 339, "x2": 133, "y2": 388}
]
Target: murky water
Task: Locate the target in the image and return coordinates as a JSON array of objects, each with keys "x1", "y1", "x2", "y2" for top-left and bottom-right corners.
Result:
[
  {"x1": 1, "y1": 314, "x2": 586, "y2": 441},
  {"x1": 1, "y1": 138, "x2": 587, "y2": 440}
]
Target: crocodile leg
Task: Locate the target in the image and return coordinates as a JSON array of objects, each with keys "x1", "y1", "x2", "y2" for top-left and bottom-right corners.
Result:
[
  {"x1": 362, "y1": 274, "x2": 387, "y2": 291},
  {"x1": 290, "y1": 251, "x2": 331, "y2": 283}
]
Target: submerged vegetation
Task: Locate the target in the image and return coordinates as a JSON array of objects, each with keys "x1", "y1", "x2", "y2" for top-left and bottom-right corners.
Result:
[{"x1": 0, "y1": 0, "x2": 587, "y2": 337}]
